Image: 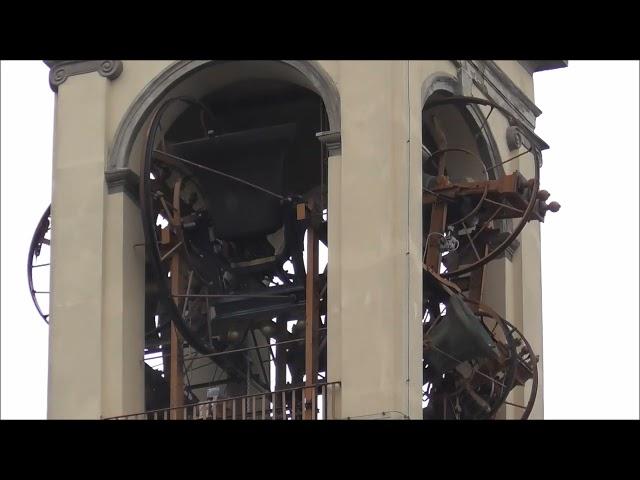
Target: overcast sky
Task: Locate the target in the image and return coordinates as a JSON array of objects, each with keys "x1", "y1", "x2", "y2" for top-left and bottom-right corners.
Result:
[{"x1": 1, "y1": 60, "x2": 638, "y2": 419}]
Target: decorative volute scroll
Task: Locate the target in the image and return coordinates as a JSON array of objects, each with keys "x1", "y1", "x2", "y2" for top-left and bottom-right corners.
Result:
[{"x1": 44, "y1": 60, "x2": 123, "y2": 92}]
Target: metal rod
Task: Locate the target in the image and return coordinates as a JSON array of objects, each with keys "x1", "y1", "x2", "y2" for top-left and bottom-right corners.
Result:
[
  {"x1": 169, "y1": 239, "x2": 185, "y2": 420},
  {"x1": 250, "y1": 328, "x2": 270, "y2": 386},
  {"x1": 292, "y1": 389, "x2": 296, "y2": 420},
  {"x1": 423, "y1": 187, "x2": 455, "y2": 203},
  {"x1": 322, "y1": 384, "x2": 327, "y2": 420},
  {"x1": 144, "y1": 328, "x2": 327, "y2": 362},
  {"x1": 272, "y1": 392, "x2": 277, "y2": 420},
  {"x1": 188, "y1": 338, "x2": 304, "y2": 360},
  {"x1": 471, "y1": 205, "x2": 504, "y2": 242},
  {"x1": 504, "y1": 401, "x2": 527, "y2": 409},
  {"x1": 430, "y1": 345, "x2": 507, "y2": 389},
  {"x1": 331, "y1": 384, "x2": 335, "y2": 420},
  {"x1": 182, "y1": 270, "x2": 194, "y2": 318},
  {"x1": 483, "y1": 197, "x2": 524, "y2": 215},
  {"x1": 161, "y1": 241, "x2": 183, "y2": 262},
  {"x1": 304, "y1": 208, "x2": 320, "y2": 420},
  {"x1": 171, "y1": 293, "x2": 293, "y2": 299},
  {"x1": 153, "y1": 149, "x2": 284, "y2": 200},
  {"x1": 462, "y1": 221, "x2": 481, "y2": 261},
  {"x1": 312, "y1": 388, "x2": 317, "y2": 420},
  {"x1": 474, "y1": 105, "x2": 495, "y2": 140},
  {"x1": 282, "y1": 390, "x2": 286, "y2": 420},
  {"x1": 485, "y1": 146, "x2": 532, "y2": 174}
]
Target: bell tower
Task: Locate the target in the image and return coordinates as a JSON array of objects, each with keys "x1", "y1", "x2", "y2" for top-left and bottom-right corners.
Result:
[{"x1": 38, "y1": 60, "x2": 565, "y2": 420}]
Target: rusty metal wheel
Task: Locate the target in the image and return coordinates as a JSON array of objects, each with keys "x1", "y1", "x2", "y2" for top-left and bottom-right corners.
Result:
[
  {"x1": 422, "y1": 292, "x2": 518, "y2": 420},
  {"x1": 501, "y1": 319, "x2": 539, "y2": 420},
  {"x1": 27, "y1": 205, "x2": 51, "y2": 324},
  {"x1": 422, "y1": 95, "x2": 548, "y2": 280},
  {"x1": 141, "y1": 96, "x2": 327, "y2": 367}
]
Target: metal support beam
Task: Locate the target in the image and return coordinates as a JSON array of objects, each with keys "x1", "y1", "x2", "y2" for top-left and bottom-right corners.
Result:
[
  {"x1": 304, "y1": 202, "x2": 320, "y2": 420},
  {"x1": 467, "y1": 245, "x2": 488, "y2": 313},
  {"x1": 168, "y1": 181, "x2": 185, "y2": 420},
  {"x1": 169, "y1": 252, "x2": 185, "y2": 420},
  {"x1": 275, "y1": 318, "x2": 287, "y2": 391},
  {"x1": 425, "y1": 197, "x2": 447, "y2": 271}
]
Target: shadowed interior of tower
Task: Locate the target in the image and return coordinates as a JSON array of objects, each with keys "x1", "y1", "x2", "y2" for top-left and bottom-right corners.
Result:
[{"x1": 140, "y1": 74, "x2": 330, "y2": 418}]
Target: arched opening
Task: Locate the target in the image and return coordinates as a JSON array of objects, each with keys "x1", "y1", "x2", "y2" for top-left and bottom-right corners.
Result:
[
  {"x1": 421, "y1": 90, "x2": 503, "y2": 280},
  {"x1": 420, "y1": 90, "x2": 509, "y2": 419},
  {"x1": 420, "y1": 90, "x2": 546, "y2": 420},
  {"x1": 133, "y1": 61, "x2": 332, "y2": 418}
]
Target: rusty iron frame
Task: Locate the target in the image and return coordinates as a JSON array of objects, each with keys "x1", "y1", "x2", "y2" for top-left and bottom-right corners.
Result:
[
  {"x1": 138, "y1": 94, "x2": 330, "y2": 419},
  {"x1": 297, "y1": 200, "x2": 322, "y2": 419},
  {"x1": 27, "y1": 205, "x2": 52, "y2": 324},
  {"x1": 422, "y1": 96, "x2": 560, "y2": 280},
  {"x1": 421, "y1": 95, "x2": 557, "y2": 419}
]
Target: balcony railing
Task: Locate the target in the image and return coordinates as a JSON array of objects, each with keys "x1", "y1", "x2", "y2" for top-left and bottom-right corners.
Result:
[{"x1": 105, "y1": 381, "x2": 341, "y2": 420}]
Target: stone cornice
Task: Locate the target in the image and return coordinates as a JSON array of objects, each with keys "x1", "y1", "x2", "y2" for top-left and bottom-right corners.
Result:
[
  {"x1": 455, "y1": 60, "x2": 545, "y2": 130},
  {"x1": 105, "y1": 168, "x2": 139, "y2": 201},
  {"x1": 316, "y1": 130, "x2": 342, "y2": 157},
  {"x1": 518, "y1": 60, "x2": 568, "y2": 74}
]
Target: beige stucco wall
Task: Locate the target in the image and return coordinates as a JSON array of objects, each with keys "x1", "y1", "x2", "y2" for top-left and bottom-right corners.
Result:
[
  {"x1": 48, "y1": 73, "x2": 108, "y2": 418},
  {"x1": 48, "y1": 72, "x2": 147, "y2": 419},
  {"x1": 101, "y1": 190, "x2": 146, "y2": 417},
  {"x1": 494, "y1": 61, "x2": 535, "y2": 101},
  {"x1": 329, "y1": 61, "x2": 423, "y2": 419},
  {"x1": 47, "y1": 60, "x2": 545, "y2": 420}
]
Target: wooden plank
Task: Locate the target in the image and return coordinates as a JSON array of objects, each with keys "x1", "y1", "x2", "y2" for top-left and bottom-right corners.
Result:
[{"x1": 296, "y1": 203, "x2": 307, "y2": 221}]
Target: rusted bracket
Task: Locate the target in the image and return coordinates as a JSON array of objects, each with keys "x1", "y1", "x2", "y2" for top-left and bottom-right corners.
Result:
[{"x1": 423, "y1": 172, "x2": 527, "y2": 205}]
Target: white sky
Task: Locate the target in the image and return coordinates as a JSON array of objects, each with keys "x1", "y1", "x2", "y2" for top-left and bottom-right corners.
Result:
[{"x1": 1, "y1": 60, "x2": 638, "y2": 419}]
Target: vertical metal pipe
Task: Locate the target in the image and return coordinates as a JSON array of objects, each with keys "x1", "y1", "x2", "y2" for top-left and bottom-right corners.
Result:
[
  {"x1": 292, "y1": 389, "x2": 296, "y2": 420},
  {"x1": 282, "y1": 391, "x2": 286, "y2": 420},
  {"x1": 262, "y1": 394, "x2": 266, "y2": 420},
  {"x1": 332, "y1": 384, "x2": 336, "y2": 420},
  {"x1": 252, "y1": 396, "x2": 256, "y2": 420},
  {"x1": 304, "y1": 203, "x2": 320, "y2": 420},
  {"x1": 270, "y1": 392, "x2": 275, "y2": 420},
  {"x1": 322, "y1": 384, "x2": 327, "y2": 420},
  {"x1": 169, "y1": 249, "x2": 184, "y2": 420},
  {"x1": 312, "y1": 388, "x2": 317, "y2": 420}
]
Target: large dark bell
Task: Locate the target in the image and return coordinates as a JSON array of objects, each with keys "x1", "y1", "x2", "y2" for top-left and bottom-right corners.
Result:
[{"x1": 424, "y1": 294, "x2": 500, "y2": 376}]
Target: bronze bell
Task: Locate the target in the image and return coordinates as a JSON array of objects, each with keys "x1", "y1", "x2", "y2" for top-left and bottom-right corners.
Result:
[{"x1": 424, "y1": 293, "x2": 501, "y2": 376}]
